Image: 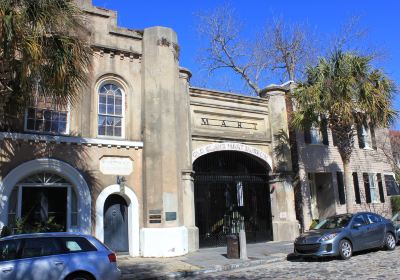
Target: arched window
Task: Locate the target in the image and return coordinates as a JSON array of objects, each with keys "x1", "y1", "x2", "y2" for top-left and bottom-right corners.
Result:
[{"x1": 98, "y1": 83, "x2": 123, "y2": 137}]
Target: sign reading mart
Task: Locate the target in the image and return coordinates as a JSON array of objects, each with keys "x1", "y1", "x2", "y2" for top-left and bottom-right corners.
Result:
[{"x1": 192, "y1": 142, "x2": 272, "y2": 168}]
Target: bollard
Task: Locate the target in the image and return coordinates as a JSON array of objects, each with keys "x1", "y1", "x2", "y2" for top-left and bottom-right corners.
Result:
[{"x1": 239, "y1": 229, "x2": 248, "y2": 260}]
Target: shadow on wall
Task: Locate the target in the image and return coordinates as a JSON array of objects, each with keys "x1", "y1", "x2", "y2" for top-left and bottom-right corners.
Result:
[{"x1": 0, "y1": 134, "x2": 101, "y2": 231}]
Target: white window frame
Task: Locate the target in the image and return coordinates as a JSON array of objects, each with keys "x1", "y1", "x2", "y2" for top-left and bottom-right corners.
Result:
[
  {"x1": 368, "y1": 173, "x2": 379, "y2": 203},
  {"x1": 96, "y1": 80, "x2": 126, "y2": 139},
  {"x1": 361, "y1": 124, "x2": 372, "y2": 149},
  {"x1": 310, "y1": 125, "x2": 323, "y2": 144}
]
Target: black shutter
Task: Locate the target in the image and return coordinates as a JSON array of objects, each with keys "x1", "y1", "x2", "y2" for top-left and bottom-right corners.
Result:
[
  {"x1": 363, "y1": 173, "x2": 371, "y2": 203},
  {"x1": 370, "y1": 124, "x2": 377, "y2": 150},
  {"x1": 357, "y1": 123, "x2": 365, "y2": 148},
  {"x1": 337, "y1": 172, "x2": 346, "y2": 205},
  {"x1": 332, "y1": 130, "x2": 338, "y2": 146},
  {"x1": 352, "y1": 172, "x2": 361, "y2": 204},
  {"x1": 377, "y1": 173, "x2": 385, "y2": 202},
  {"x1": 304, "y1": 128, "x2": 311, "y2": 144},
  {"x1": 321, "y1": 118, "x2": 329, "y2": 145}
]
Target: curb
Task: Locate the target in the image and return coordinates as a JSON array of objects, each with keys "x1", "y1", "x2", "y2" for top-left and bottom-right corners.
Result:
[{"x1": 122, "y1": 256, "x2": 285, "y2": 279}]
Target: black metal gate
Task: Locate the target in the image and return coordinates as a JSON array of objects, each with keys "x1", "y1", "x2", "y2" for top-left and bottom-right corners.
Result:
[{"x1": 194, "y1": 151, "x2": 272, "y2": 248}]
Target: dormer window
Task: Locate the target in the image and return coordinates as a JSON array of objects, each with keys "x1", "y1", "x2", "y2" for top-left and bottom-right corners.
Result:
[{"x1": 24, "y1": 96, "x2": 69, "y2": 134}]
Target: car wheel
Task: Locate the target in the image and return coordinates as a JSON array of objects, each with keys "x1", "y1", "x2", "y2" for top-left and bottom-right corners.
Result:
[
  {"x1": 384, "y1": 232, "x2": 396, "y2": 251},
  {"x1": 338, "y1": 239, "x2": 352, "y2": 260},
  {"x1": 65, "y1": 272, "x2": 94, "y2": 280}
]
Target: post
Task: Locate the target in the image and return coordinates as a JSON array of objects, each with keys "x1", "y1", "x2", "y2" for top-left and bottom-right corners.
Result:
[{"x1": 239, "y1": 229, "x2": 248, "y2": 260}]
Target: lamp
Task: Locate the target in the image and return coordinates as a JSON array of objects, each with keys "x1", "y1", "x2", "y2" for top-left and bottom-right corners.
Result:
[{"x1": 116, "y1": 175, "x2": 126, "y2": 194}]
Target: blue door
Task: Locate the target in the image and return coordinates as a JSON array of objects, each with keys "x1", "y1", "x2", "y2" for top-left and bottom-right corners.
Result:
[{"x1": 104, "y1": 194, "x2": 129, "y2": 252}]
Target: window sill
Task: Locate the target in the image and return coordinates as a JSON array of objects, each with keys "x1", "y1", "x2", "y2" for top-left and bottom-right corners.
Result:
[{"x1": 97, "y1": 135, "x2": 125, "y2": 141}]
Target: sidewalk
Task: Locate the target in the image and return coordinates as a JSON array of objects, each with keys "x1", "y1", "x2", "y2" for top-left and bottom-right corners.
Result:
[{"x1": 118, "y1": 241, "x2": 294, "y2": 279}]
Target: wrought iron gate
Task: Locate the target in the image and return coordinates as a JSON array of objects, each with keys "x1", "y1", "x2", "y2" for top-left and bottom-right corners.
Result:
[{"x1": 194, "y1": 151, "x2": 273, "y2": 248}]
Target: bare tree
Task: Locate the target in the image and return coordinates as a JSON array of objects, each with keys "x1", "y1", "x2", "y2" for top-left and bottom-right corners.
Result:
[
  {"x1": 197, "y1": 4, "x2": 262, "y2": 95},
  {"x1": 196, "y1": 5, "x2": 317, "y2": 95},
  {"x1": 256, "y1": 18, "x2": 317, "y2": 82}
]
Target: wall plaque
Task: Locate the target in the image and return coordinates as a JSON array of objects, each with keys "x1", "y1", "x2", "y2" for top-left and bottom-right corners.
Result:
[
  {"x1": 100, "y1": 157, "x2": 133, "y2": 175},
  {"x1": 165, "y1": 212, "x2": 177, "y2": 221}
]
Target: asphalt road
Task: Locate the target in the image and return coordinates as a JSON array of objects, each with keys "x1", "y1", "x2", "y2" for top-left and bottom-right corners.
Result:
[{"x1": 189, "y1": 246, "x2": 400, "y2": 279}]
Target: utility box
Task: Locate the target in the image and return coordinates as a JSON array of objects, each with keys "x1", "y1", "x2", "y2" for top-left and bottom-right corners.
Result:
[{"x1": 227, "y1": 235, "x2": 240, "y2": 259}]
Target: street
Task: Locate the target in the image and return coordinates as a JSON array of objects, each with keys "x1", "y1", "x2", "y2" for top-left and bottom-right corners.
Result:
[{"x1": 190, "y1": 247, "x2": 400, "y2": 279}]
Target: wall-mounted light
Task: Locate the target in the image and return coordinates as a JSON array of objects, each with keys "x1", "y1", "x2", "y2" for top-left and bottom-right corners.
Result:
[{"x1": 116, "y1": 175, "x2": 126, "y2": 194}]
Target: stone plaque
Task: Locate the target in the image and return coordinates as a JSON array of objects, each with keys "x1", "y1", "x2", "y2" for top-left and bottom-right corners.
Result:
[{"x1": 100, "y1": 157, "x2": 133, "y2": 175}]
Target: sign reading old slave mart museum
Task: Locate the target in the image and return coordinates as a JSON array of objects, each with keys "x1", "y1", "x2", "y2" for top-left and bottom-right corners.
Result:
[
  {"x1": 192, "y1": 142, "x2": 272, "y2": 168},
  {"x1": 100, "y1": 156, "x2": 133, "y2": 175}
]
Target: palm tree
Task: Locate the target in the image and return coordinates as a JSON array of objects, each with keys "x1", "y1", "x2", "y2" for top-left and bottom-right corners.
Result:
[
  {"x1": 0, "y1": 0, "x2": 91, "y2": 130},
  {"x1": 292, "y1": 50, "x2": 397, "y2": 213}
]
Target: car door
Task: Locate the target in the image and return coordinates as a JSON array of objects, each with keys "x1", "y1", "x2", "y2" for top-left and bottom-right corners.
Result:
[
  {"x1": 15, "y1": 237, "x2": 66, "y2": 280},
  {"x1": 350, "y1": 214, "x2": 370, "y2": 251},
  {"x1": 0, "y1": 239, "x2": 21, "y2": 280},
  {"x1": 365, "y1": 213, "x2": 385, "y2": 247}
]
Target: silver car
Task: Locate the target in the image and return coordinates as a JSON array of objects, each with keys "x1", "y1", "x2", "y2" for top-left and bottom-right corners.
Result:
[
  {"x1": 0, "y1": 232, "x2": 121, "y2": 280},
  {"x1": 294, "y1": 212, "x2": 397, "y2": 260}
]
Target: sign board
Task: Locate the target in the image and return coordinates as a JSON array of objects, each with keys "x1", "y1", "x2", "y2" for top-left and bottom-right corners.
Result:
[{"x1": 100, "y1": 157, "x2": 133, "y2": 175}]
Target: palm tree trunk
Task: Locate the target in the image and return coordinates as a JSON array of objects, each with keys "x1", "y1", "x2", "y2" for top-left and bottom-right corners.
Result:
[{"x1": 343, "y1": 159, "x2": 354, "y2": 213}]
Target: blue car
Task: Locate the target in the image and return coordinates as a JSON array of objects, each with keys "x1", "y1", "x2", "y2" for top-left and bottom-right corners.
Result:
[
  {"x1": 294, "y1": 212, "x2": 397, "y2": 260},
  {"x1": 0, "y1": 232, "x2": 121, "y2": 280}
]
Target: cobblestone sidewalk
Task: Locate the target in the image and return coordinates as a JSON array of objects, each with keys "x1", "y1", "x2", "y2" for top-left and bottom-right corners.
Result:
[{"x1": 118, "y1": 241, "x2": 293, "y2": 279}]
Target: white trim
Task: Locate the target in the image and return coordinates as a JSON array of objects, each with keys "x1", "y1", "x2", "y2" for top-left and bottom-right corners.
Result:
[
  {"x1": 192, "y1": 142, "x2": 273, "y2": 169},
  {"x1": 0, "y1": 158, "x2": 91, "y2": 234},
  {"x1": 95, "y1": 184, "x2": 140, "y2": 257},
  {"x1": 0, "y1": 132, "x2": 143, "y2": 148},
  {"x1": 140, "y1": 227, "x2": 188, "y2": 257},
  {"x1": 96, "y1": 76, "x2": 128, "y2": 140}
]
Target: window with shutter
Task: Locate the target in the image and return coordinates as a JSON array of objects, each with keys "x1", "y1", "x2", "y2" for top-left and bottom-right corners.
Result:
[{"x1": 337, "y1": 172, "x2": 346, "y2": 205}]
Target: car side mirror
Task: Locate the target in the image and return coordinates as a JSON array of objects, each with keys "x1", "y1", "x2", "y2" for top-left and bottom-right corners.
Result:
[
  {"x1": 397, "y1": 216, "x2": 400, "y2": 222},
  {"x1": 353, "y1": 223, "x2": 362, "y2": 229}
]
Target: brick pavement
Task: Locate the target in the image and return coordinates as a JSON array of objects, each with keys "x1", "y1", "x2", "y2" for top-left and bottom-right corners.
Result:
[
  {"x1": 194, "y1": 247, "x2": 400, "y2": 280},
  {"x1": 118, "y1": 241, "x2": 293, "y2": 279}
]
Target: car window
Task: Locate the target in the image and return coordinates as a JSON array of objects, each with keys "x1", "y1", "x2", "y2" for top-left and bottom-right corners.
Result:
[
  {"x1": 366, "y1": 214, "x2": 382, "y2": 224},
  {"x1": 58, "y1": 237, "x2": 97, "y2": 253},
  {"x1": 0, "y1": 240, "x2": 20, "y2": 261},
  {"x1": 21, "y1": 238, "x2": 62, "y2": 259},
  {"x1": 353, "y1": 215, "x2": 367, "y2": 226},
  {"x1": 314, "y1": 214, "x2": 352, "y2": 229}
]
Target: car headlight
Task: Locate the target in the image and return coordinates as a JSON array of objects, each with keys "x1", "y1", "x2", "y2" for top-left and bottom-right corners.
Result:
[{"x1": 320, "y1": 233, "x2": 338, "y2": 242}]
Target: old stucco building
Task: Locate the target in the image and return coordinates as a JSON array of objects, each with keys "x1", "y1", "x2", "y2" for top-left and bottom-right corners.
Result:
[{"x1": 0, "y1": 0, "x2": 299, "y2": 257}]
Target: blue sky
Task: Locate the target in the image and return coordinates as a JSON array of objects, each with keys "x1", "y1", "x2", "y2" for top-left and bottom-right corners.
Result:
[{"x1": 92, "y1": 0, "x2": 400, "y2": 129}]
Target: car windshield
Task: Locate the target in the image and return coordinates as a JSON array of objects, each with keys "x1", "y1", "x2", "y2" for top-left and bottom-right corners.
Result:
[{"x1": 314, "y1": 214, "x2": 352, "y2": 230}]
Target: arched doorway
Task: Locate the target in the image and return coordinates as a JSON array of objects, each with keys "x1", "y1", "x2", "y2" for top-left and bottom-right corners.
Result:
[
  {"x1": 104, "y1": 194, "x2": 129, "y2": 253},
  {"x1": 0, "y1": 159, "x2": 91, "y2": 233},
  {"x1": 194, "y1": 151, "x2": 272, "y2": 248}
]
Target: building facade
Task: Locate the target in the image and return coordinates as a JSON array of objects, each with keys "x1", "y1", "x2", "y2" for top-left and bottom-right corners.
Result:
[
  {"x1": 0, "y1": 0, "x2": 299, "y2": 257},
  {"x1": 297, "y1": 119, "x2": 398, "y2": 229}
]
